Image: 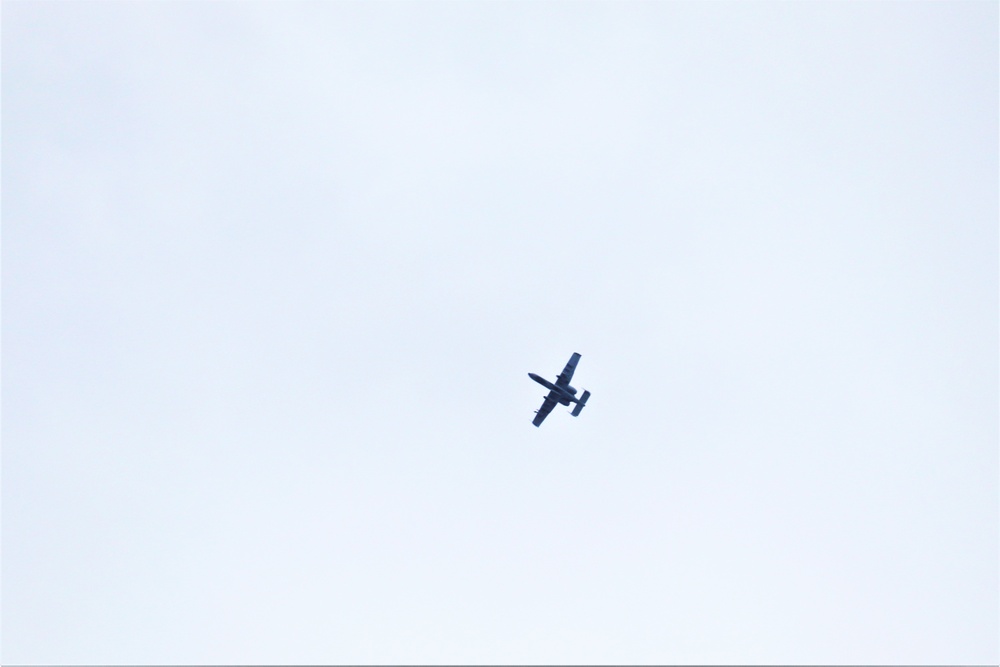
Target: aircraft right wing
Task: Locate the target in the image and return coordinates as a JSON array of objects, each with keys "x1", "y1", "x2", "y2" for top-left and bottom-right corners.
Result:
[
  {"x1": 532, "y1": 393, "x2": 559, "y2": 427},
  {"x1": 555, "y1": 352, "x2": 582, "y2": 387}
]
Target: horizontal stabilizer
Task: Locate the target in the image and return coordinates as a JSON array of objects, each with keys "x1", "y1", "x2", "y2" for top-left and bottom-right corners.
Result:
[{"x1": 571, "y1": 390, "x2": 590, "y2": 417}]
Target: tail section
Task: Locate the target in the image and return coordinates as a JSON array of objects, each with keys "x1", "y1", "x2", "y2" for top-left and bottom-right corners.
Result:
[{"x1": 571, "y1": 390, "x2": 590, "y2": 417}]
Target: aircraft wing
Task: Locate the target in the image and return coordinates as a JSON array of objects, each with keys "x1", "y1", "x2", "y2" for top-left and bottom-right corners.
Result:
[
  {"x1": 532, "y1": 393, "x2": 560, "y2": 427},
  {"x1": 555, "y1": 352, "x2": 582, "y2": 388}
]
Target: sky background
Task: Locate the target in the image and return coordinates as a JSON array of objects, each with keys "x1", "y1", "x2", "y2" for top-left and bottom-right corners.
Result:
[{"x1": 3, "y1": 1, "x2": 997, "y2": 664}]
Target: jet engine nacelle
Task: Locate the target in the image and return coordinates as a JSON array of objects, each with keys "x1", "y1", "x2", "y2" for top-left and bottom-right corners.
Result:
[{"x1": 565, "y1": 385, "x2": 577, "y2": 395}]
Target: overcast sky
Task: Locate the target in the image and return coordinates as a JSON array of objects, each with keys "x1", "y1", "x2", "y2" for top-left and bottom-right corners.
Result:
[{"x1": 3, "y1": 1, "x2": 997, "y2": 664}]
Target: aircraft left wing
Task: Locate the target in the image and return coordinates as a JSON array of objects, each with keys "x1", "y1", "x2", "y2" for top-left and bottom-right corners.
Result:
[
  {"x1": 555, "y1": 352, "x2": 582, "y2": 387},
  {"x1": 532, "y1": 393, "x2": 559, "y2": 427}
]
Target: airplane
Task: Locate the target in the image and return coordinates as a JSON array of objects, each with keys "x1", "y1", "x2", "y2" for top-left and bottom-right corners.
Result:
[{"x1": 528, "y1": 352, "x2": 590, "y2": 427}]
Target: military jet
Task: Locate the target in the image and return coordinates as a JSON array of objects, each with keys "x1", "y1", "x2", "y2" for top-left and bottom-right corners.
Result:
[{"x1": 528, "y1": 352, "x2": 590, "y2": 427}]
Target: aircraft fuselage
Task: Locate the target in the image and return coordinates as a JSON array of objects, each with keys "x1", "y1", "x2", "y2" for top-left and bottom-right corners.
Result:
[{"x1": 528, "y1": 372, "x2": 580, "y2": 405}]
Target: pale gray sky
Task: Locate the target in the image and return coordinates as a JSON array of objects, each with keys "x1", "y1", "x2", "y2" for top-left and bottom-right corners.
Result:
[{"x1": 3, "y1": 1, "x2": 997, "y2": 664}]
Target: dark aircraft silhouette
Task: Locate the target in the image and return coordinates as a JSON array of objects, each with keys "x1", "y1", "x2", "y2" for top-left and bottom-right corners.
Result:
[{"x1": 528, "y1": 352, "x2": 590, "y2": 427}]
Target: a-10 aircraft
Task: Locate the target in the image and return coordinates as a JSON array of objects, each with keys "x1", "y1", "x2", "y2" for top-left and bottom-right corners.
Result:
[{"x1": 528, "y1": 352, "x2": 590, "y2": 427}]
